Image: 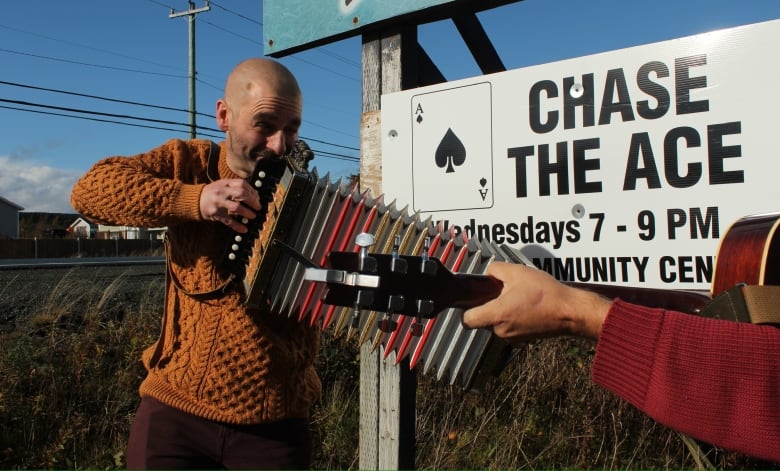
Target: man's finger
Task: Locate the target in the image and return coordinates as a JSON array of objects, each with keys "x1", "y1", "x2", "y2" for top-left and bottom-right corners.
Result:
[
  {"x1": 214, "y1": 213, "x2": 248, "y2": 234},
  {"x1": 462, "y1": 305, "x2": 491, "y2": 329}
]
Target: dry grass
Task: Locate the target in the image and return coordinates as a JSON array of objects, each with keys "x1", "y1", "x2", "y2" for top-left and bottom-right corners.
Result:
[{"x1": 0, "y1": 266, "x2": 771, "y2": 469}]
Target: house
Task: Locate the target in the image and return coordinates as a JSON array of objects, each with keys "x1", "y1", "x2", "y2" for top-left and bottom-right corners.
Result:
[
  {"x1": 96, "y1": 223, "x2": 167, "y2": 240},
  {"x1": 68, "y1": 217, "x2": 97, "y2": 239},
  {"x1": 65, "y1": 215, "x2": 166, "y2": 240},
  {"x1": 0, "y1": 195, "x2": 24, "y2": 239}
]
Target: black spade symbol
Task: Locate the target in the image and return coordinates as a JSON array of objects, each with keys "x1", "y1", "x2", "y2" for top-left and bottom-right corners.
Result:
[
  {"x1": 480, "y1": 177, "x2": 487, "y2": 187},
  {"x1": 435, "y1": 128, "x2": 466, "y2": 173}
]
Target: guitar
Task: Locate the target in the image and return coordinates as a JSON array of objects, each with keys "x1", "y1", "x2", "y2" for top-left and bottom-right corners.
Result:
[
  {"x1": 303, "y1": 212, "x2": 780, "y2": 320},
  {"x1": 711, "y1": 212, "x2": 780, "y2": 295}
]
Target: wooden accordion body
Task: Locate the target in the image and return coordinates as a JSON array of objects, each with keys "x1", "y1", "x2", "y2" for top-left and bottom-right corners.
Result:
[{"x1": 227, "y1": 156, "x2": 524, "y2": 390}]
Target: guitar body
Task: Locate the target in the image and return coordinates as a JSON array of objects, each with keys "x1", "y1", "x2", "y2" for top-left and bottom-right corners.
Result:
[{"x1": 711, "y1": 212, "x2": 780, "y2": 296}]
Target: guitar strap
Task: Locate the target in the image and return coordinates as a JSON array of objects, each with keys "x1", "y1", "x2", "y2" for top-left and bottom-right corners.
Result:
[{"x1": 699, "y1": 284, "x2": 780, "y2": 326}]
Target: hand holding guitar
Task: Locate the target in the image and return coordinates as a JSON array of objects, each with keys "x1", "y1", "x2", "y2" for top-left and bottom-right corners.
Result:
[{"x1": 462, "y1": 262, "x2": 612, "y2": 343}]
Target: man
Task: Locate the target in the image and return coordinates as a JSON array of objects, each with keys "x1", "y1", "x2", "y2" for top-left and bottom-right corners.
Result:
[
  {"x1": 71, "y1": 58, "x2": 320, "y2": 469},
  {"x1": 462, "y1": 261, "x2": 780, "y2": 463}
]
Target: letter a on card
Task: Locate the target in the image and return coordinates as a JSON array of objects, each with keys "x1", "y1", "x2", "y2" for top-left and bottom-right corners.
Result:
[{"x1": 410, "y1": 82, "x2": 494, "y2": 213}]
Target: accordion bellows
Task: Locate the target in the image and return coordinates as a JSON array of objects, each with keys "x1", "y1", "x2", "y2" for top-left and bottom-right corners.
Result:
[{"x1": 229, "y1": 156, "x2": 525, "y2": 390}]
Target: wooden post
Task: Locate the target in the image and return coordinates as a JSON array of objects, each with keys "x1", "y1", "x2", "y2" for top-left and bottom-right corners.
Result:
[{"x1": 359, "y1": 27, "x2": 418, "y2": 471}]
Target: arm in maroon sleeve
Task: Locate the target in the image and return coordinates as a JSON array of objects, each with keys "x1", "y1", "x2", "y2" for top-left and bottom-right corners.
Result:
[{"x1": 592, "y1": 299, "x2": 780, "y2": 463}]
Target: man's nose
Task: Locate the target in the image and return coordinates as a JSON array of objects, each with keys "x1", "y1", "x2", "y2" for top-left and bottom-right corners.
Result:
[{"x1": 267, "y1": 130, "x2": 287, "y2": 157}]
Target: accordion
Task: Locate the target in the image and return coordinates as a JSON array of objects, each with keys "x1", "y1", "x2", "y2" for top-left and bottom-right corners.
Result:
[{"x1": 226, "y1": 146, "x2": 525, "y2": 390}]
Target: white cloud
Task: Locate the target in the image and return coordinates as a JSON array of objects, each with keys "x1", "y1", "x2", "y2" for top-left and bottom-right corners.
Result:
[{"x1": 0, "y1": 155, "x2": 82, "y2": 213}]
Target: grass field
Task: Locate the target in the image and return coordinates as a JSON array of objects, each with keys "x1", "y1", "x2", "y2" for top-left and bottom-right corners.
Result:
[{"x1": 0, "y1": 264, "x2": 768, "y2": 469}]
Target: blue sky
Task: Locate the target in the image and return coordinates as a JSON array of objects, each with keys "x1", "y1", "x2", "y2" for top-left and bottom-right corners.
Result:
[{"x1": 1, "y1": 0, "x2": 779, "y2": 213}]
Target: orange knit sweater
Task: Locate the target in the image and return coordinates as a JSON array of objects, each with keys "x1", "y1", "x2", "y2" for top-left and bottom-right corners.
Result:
[{"x1": 71, "y1": 138, "x2": 321, "y2": 424}]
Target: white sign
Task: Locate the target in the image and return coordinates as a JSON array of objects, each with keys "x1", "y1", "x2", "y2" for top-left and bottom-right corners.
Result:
[{"x1": 381, "y1": 18, "x2": 780, "y2": 290}]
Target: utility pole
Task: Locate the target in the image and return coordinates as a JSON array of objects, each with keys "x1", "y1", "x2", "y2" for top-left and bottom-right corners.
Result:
[{"x1": 169, "y1": 1, "x2": 211, "y2": 139}]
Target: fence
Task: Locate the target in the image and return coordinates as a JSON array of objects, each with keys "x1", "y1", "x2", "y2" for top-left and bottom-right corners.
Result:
[{"x1": 0, "y1": 238, "x2": 164, "y2": 259}]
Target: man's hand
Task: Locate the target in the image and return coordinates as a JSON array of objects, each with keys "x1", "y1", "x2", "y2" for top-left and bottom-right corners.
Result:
[
  {"x1": 462, "y1": 262, "x2": 611, "y2": 344},
  {"x1": 200, "y1": 179, "x2": 262, "y2": 233}
]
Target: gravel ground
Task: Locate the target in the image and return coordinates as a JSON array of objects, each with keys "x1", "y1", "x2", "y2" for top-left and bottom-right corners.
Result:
[{"x1": 0, "y1": 263, "x2": 165, "y2": 331}]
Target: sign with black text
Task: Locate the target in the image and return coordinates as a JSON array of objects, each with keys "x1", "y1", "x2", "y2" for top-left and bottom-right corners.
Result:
[{"x1": 381, "y1": 18, "x2": 780, "y2": 290}]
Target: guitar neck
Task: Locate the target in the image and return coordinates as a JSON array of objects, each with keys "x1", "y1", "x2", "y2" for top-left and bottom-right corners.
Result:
[
  {"x1": 568, "y1": 282, "x2": 710, "y2": 314},
  {"x1": 447, "y1": 273, "x2": 710, "y2": 315},
  {"x1": 317, "y1": 250, "x2": 714, "y2": 317}
]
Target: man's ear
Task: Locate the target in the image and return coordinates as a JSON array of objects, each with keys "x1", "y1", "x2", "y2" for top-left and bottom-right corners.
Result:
[{"x1": 216, "y1": 99, "x2": 229, "y2": 132}]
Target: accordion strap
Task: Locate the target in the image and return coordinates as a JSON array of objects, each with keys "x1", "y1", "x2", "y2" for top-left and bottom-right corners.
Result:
[
  {"x1": 700, "y1": 284, "x2": 780, "y2": 325},
  {"x1": 164, "y1": 232, "x2": 235, "y2": 301}
]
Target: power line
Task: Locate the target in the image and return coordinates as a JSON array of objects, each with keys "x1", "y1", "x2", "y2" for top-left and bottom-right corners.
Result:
[
  {"x1": 1, "y1": 102, "x2": 360, "y2": 162},
  {"x1": 300, "y1": 136, "x2": 359, "y2": 152},
  {"x1": 208, "y1": 1, "x2": 360, "y2": 68},
  {"x1": 0, "y1": 80, "x2": 212, "y2": 118},
  {"x1": 316, "y1": 48, "x2": 362, "y2": 68},
  {"x1": 0, "y1": 48, "x2": 360, "y2": 142},
  {"x1": 149, "y1": 1, "x2": 361, "y2": 82},
  {"x1": 311, "y1": 150, "x2": 362, "y2": 162},
  {"x1": 0, "y1": 103, "x2": 220, "y2": 138},
  {"x1": 0, "y1": 22, "x2": 181, "y2": 73},
  {"x1": 0, "y1": 97, "x2": 220, "y2": 132},
  {"x1": 209, "y1": 1, "x2": 261, "y2": 26},
  {"x1": 0, "y1": 2, "x2": 362, "y2": 163},
  {"x1": 199, "y1": 18, "x2": 257, "y2": 44},
  {"x1": 196, "y1": 20, "x2": 360, "y2": 83},
  {"x1": 303, "y1": 119, "x2": 360, "y2": 141},
  {"x1": 144, "y1": 0, "x2": 175, "y2": 10},
  {"x1": 0, "y1": 79, "x2": 359, "y2": 150},
  {"x1": 1, "y1": 5, "x2": 360, "y2": 139},
  {"x1": 0, "y1": 47, "x2": 187, "y2": 79},
  {"x1": 0, "y1": 45, "x2": 222, "y2": 93}
]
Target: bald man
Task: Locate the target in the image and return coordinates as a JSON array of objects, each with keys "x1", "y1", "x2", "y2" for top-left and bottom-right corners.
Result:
[{"x1": 72, "y1": 58, "x2": 320, "y2": 469}]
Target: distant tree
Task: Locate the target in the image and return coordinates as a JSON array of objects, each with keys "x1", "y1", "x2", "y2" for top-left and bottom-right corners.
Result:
[{"x1": 19, "y1": 212, "x2": 79, "y2": 239}]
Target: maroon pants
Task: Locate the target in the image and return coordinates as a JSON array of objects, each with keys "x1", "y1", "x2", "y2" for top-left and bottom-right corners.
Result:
[{"x1": 126, "y1": 397, "x2": 312, "y2": 470}]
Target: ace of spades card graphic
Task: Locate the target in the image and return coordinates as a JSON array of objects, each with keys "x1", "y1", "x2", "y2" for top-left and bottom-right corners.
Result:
[{"x1": 411, "y1": 82, "x2": 494, "y2": 213}]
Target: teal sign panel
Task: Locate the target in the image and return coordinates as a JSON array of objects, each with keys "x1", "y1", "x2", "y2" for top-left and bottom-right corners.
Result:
[{"x1": 263, "y1": 0, "x2": 459, "y2": 56}]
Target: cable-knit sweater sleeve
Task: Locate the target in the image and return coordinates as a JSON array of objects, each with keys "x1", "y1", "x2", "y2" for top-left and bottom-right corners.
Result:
[
  {"x1": 71, "y1": 139, "x2": 212, "y2": 227},
  {"x1": 592, "y1": 299, "x2": 780, "y2": 463}
]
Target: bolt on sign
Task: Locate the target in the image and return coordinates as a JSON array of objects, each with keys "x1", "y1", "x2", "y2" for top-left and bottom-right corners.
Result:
[{"x1": 381, "y1": 18, "x2": 780, "y2": 290}]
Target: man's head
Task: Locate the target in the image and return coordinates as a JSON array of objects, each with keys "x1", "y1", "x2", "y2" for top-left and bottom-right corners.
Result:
[{"x1": 216, "y1": 58, "x2": 303, "y2": 178}]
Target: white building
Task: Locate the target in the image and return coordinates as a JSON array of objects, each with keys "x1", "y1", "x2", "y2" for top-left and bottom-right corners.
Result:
[
  {"x1": 96, "y1": 224, "x2": 167, "y2": 240},
  {"x1": 68, "y1": 217, "x2": 97, "y2": 239}
]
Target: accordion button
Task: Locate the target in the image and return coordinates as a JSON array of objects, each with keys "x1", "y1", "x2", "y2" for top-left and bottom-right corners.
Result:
[
  {"x1": 228, "y1": 253, "x2": 237, "y2": 260},
  {"x1": 258, "y1": 171, "x2": 266, "y2": 178},
  {"x1": 241, "y1": 217, "x2": 249, "y2": 224},
  {"x1": 235, "y1": 235, "x2": 243, "y2": 242},
  {"x1": 254, "y1": 180, "x2": 262, "y2": 188},
  {"x1": 232, "y1": 244, "x2": 240, "y2": 251}
]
